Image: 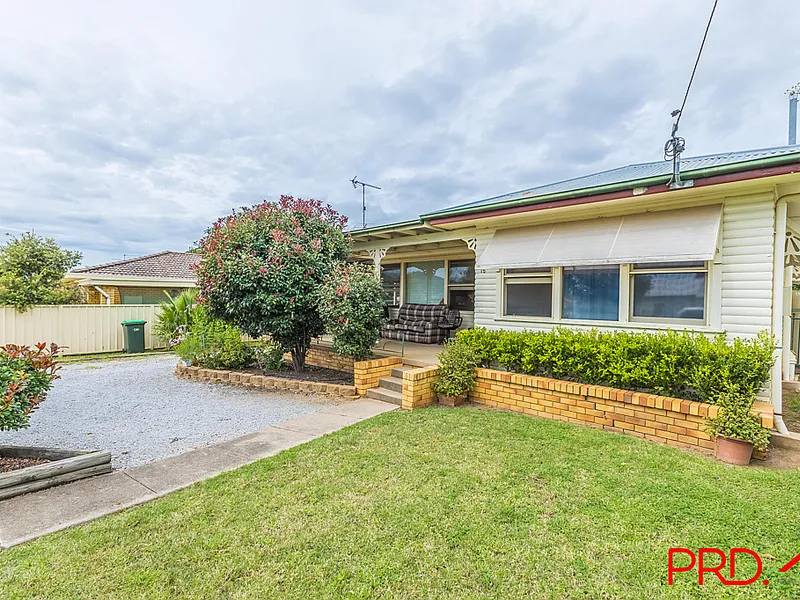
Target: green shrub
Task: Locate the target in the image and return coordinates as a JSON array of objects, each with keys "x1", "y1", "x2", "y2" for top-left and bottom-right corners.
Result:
[
  {"x1": 457, "y1": 327, "x2": 774, "y2": 404},
  {"x1": 251, "y1": 340, "x2": 285, "y2": 372},
  {"x1": 433, "y1": 338, "x2": 479, "y2": 398},
  {"x1": 1, "y1": 343, "x2": 61, "y2": 431},
  {"x1": 154, "y1": 289, "x2": 198, "y2": 344},
  {"x1": 706, "y1": 386, "x2": 770, "y2": 451},
  {"x1": 317, "y1": 262, "x2": 385, "y2": 361},
  {"x1": 174, "y1": 306, "x2": 250, "y2": 370}
]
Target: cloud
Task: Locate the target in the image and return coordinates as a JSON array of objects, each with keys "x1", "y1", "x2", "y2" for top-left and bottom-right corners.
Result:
[{"x1": 0, "y1": 0, "x2": 798, "y2": 265}]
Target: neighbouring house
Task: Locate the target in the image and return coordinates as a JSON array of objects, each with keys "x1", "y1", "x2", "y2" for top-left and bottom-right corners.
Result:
[
  {"x1": 350, "y1": 145, "x2": 800, "y2": 431},
  {"x1": 64, "y1": 251, "x2": 199, "y2": 305}
]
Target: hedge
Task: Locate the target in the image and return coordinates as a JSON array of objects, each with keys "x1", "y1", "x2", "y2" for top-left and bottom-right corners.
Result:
[{"x1": 457, "y1": 327, "x2": 775, "y2": 405}]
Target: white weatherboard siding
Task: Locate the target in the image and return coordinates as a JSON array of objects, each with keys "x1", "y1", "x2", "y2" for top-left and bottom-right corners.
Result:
[
  {"x1": 719, "y1": 193, "x2": 775, "y2": 340},
  {"x1": 472, "y1": 193, "x2": 777, "y2": 341}
]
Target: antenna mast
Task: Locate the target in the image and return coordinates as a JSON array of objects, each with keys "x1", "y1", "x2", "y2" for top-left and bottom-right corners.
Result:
[{"x1": 350, "y1": 176, "x2": 381, "y2": 229}]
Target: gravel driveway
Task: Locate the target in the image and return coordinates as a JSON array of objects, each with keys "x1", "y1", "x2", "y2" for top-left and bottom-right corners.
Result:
[{"x1": 0, "y1": 355, "x2": 339, "y2": 468}]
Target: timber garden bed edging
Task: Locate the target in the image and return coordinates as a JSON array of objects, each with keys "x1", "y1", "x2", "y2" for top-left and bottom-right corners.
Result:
[
  {"x1": 402, "y1": 365, "x2": 775, "y2": 457},
  {"x1": 0, "y1": 446, "x2": 112, "y2": 501},
  {"x1": 175, "y1": 363, "x2": 359, "y2": 398}
]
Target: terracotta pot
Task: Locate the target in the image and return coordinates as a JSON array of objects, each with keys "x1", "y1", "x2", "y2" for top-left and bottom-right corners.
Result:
[
  {"x1": 715, "y1": 436, "x2": 754, "y2": 466},
  {"x1": 437, "y1": 393, "x2": 466, "y2": 407}
]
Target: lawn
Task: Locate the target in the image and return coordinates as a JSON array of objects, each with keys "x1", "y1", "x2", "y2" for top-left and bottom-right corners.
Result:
[
  {"x1": 1, "y1": 408, "x2": 799, "y2": 599},
  {"x1": 784, "y1": 391, "x2": 800, "y2": 432}
]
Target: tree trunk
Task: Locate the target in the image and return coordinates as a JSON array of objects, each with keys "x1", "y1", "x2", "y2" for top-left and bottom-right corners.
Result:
[{"x1": 291, "y1": 343, "x2": 308, "y2": 372}]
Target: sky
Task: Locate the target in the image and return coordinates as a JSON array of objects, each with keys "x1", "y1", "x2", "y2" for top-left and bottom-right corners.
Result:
[{"x1": 1, "y1": 0, "x2": 798, "y2": 266}]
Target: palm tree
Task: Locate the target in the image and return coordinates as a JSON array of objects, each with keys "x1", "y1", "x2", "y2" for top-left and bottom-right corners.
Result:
[{"x1": 154, "y1": 289, "x2": 197, "y2": 344}]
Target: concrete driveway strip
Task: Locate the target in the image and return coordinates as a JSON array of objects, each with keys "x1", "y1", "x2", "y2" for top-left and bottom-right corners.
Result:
[{"x1": 0, "y1": 398, "x2": 397, "y2": 549}]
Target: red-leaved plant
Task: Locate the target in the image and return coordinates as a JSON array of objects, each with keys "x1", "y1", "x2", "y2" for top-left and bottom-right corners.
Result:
[
  {"x1": 1, "y1": 343, "x2": 61, "y2": 431},
  {"x1": 195, "y1": 196, "x2": 350, "y2": 371}
]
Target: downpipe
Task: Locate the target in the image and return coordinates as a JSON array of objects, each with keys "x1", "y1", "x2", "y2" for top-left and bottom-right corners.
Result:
[{"x1": 772, "y1": 197, "x2": 790, "y2": 435}]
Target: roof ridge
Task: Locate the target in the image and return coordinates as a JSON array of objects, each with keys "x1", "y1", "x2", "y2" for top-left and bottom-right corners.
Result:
[{"x1": 72, "y1": 250, "x2": 187, "y2": 273}]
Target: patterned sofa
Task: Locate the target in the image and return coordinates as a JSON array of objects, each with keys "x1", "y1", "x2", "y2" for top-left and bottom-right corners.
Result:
[{"x1": 382, "y1": 303, "x2": 461, "y2": 344}]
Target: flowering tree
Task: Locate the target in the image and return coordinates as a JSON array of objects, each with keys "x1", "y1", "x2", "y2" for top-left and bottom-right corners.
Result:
[
  {"x1": 195, "y1": 196, "x2": 350, "y2": 371},
  {"x1": 317, "y1": 262, "x2": 385, "y2": 361}
]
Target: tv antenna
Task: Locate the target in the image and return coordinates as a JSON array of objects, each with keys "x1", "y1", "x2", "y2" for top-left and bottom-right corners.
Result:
[{"x1": 350, "y1": 176, "x2": 381, "y2": 229}]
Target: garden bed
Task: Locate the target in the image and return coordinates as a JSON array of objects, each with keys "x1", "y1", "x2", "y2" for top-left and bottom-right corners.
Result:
[
  {"x1": 245, "y1": 364, "x2": 353, "y2": 386},
  {"x1": 0, "y1": 446, "x2": 112, "y2": 501},
  {"x1": 175, "y1": 364, "x2": 358, "y2": 398}
]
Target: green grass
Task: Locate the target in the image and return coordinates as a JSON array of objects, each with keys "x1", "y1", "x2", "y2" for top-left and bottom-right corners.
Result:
[
  {"x1": 2, "y1": 408, "x2": 799, "y2": 599},
  {"x1": 56, "y1": 348, "x2": 172, "y2": 364},
  {"x1": 784, "y1": 391, "x2": 800, "y2": 432}
]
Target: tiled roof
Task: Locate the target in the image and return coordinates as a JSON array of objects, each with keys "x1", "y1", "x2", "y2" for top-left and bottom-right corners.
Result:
[
  {"x1": 72, "y1": 251, "x2": 200, "y2": 279},
  {"x1": 423, "y1": 145, "x2": 800, "y2": 218}
]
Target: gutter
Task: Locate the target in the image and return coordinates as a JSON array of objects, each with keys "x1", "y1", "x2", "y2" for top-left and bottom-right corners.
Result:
[{"x1": 422, "y1": 153, "x2": 800, "y2": 222}]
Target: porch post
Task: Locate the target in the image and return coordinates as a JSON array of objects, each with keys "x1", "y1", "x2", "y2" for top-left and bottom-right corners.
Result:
[{"x1": 367, "y1": 248, "x2": 388, "y2": 280}]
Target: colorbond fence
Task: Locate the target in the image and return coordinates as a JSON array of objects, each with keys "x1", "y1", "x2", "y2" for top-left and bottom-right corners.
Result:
[{"x1": 0, "y1": 305, "x2": 166, "y2": 355}]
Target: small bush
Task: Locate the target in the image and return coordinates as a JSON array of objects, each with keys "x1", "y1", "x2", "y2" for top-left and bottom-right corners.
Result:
[
  {"x1": 252, "y1": 340, "x2": 285, "y2": 372},
  {"x1": 433, "y1": 338, "x2": 479, "y2": 398},
  {"x1": 154, "y1": 289, "x2": 198, "y2": 345},
  {"x1": 317, "y1": 262, "x2": 385, "y2": 361},
  {"x1": 706, "y1": 386, "x2": 770, "y2": 451},
  {"x1": 457, "y1": 327, "x2": 774, "y2": 404},
  {"x1": 174, "y1": 306, "x2": 250, "y2": 370},
  {"x1": 1, "y1": 343, "x2": 61, "y2": 431}
]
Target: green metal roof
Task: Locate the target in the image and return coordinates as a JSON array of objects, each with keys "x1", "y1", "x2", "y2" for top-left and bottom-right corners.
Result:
[{"x1": 422, "y1": 145, "x2": 800, "y2": 220}]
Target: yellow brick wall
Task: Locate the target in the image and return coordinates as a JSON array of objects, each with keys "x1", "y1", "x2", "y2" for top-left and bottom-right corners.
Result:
[
  {"x1": 401, "y1": 366, "x2": 439, "y2": 410},
  {"x1": 353, "y1": 357, "x2": 402, "y2": 396},
  {"x1": 84, "y1": 285, "x2": 121, "y2": 304},
  {"x1": 469, "y1": 368, "x2": 774, "y2": 455},
  {"x1": 282, "y1": 345, "x2": 356, "y2": 373}
]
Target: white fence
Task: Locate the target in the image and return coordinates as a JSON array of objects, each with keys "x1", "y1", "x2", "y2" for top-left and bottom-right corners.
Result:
[{"x1": 0, "y1": 305, "x2": 167, "y2": 355}]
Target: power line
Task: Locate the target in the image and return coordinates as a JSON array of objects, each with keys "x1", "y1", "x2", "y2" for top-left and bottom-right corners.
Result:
[
  {"x1": 665, "y1": 0, "x2": 719, "y2": 189},
  {"x1": 674, "y1": 0, "x2": 719, "y2": 130}
]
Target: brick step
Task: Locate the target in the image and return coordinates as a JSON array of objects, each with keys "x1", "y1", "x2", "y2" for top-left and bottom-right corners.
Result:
[
  {"x1": 378, "y1": 376, "x2": 403, "y2": 393},
  {"x1": 366, "y1": 387, "x2": 402, "y2": 405},
  {"x1": 391, "y1": 366, "x2": 414, "y2": 379}
]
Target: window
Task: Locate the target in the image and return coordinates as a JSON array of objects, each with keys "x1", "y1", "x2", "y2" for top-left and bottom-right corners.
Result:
[
  {"x1": 448, "y1": 259, "x2": 475, "y2": 311},
  {"x1": 380, "y1": 263, "x2": 402, "y2": 306},
  {"x1": 630, "y1": 261, "x2": 707, "y2": 322},
  {"x1": 503, "y1": 268, "x2": 553, "y2": 317},
  {"x1": 405, "y1": 260, "x2": 445, "y2": 304},
  {"x1": 562, "y1": 266, "x2": 619, "y2": 321}
]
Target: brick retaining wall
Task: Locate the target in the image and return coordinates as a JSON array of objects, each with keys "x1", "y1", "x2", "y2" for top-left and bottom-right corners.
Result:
[
  {"x1": 175, "y1": 363, "x2": 358, "y2": 398},
  {"x1": 401, "y1": 366, "x2": 439, "y2": 410},
  {"x1": 470, "y1": 368, "x2": 774, "y2": 455},
  {"x1": 282, "y1": 345, "x2": 355, "y2": 374},
  {"x1": 353, "y1": 357, "x2": 402, "y2": 396}
]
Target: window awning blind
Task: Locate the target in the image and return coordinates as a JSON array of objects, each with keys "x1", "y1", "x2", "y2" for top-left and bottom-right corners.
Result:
[{"x1": 476, "y1": 204, "x2": 722, "y2": 270}]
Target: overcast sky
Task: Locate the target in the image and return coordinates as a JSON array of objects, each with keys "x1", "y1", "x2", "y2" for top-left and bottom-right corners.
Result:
[{"x1": 1, "y1": 0, "x2": 798, "y2": 266}]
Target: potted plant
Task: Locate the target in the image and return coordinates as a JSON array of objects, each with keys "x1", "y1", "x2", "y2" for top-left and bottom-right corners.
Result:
[
  {"x1": 433, "y1": 338, "x2": 478, "y2": 407},
  {"x1": 706, "y1": 387, "x2": 770, "y2": 466}
]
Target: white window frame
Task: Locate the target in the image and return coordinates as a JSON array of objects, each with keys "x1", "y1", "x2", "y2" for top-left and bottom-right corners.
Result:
[
  {"x1": 500, "y1": 267, "x2": 556, "y2": 319},
  {"x1": 494, "y1": 261, "x2": 713, "y2": 329},
  {"x1": 628, "y1": 261, "x2": 710, "y2": 326},
  {"x1": 446, "y1": 258, "x2": 476, "y2": 311}
]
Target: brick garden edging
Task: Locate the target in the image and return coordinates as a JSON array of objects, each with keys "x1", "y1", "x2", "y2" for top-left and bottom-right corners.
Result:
[
  {"x1": 399, "y1": 365, "x2": 775, "y2": 455},
  {"x1": 174, "y1": 364, "x2": 358, "y2": 398}
]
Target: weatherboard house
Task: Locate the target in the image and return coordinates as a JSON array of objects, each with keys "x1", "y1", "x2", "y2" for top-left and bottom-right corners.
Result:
[{"x1": 350, "y1": 145, "x2": 800, "y2": 433}]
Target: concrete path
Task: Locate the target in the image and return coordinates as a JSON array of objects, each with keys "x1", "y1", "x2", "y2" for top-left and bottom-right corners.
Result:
[{"x1": 0, "y1": 398, "x2": 397, "y2": 549}]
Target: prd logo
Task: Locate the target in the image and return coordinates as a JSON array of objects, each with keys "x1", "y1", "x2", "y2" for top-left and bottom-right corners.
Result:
[{"x1": 668, "y1": 548, "x2": 800, "y2": 586}]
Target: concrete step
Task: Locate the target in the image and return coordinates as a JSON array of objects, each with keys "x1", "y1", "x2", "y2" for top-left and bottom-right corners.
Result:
[
  {"x1": 379, "y1": 376, "x2": 403, "y2": 393},
  {"x1": 391, "y1": 366, "x2": 414, "y2": 379},
  {"x1": 366, "y1": 387, "x2": 402, "y2": 405}
]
